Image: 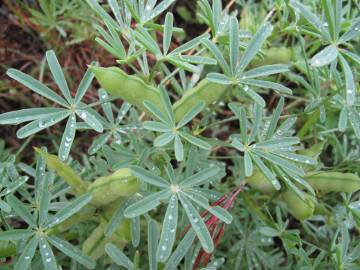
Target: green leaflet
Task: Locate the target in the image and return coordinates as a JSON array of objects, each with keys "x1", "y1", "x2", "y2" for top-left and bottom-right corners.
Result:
[
  {"x1": 282, "y1": 190, "x2": 315, "y2": 221},
  {"x1": 35, "y1": 148, "x2": 88, "y2": 195},
  {"x1": 87, "y1": 168, "x2": 140, "y2": 206},
  {"x1": 90, "y1": 66, "x2": 228, "y2": 122},
  {"x1": 305, "y1": 172, "x2": 360, "y2": 193}
]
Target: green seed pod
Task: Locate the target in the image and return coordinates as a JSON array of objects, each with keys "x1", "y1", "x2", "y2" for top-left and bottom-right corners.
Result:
[
  {"x1": 82, "y1": 217, "x2": 130, "y2": 260},
  {"x1": 88, "y1": 168, "x2": 140, "y2": 206},
  {"x1": 90, "y1": 65, "x2": 228, "y2": 122},
  {"x1": 172, "y1": 79, "x2": 228, "y2": 121},
  {"x1": 89, "y1": 66, "x2": 165, "y2": 117},
  {"x1": 246, "y1": 170, "x2": 276, "y2": 194},
  {"x1": 35, "y1": 148, "x2": 88, "y2": 195},
  {"x1": 282, "y1": 190, "x2": 315, "y2": 221},
  {"x1": 305, "y1": 171, "x2": 360, "y2": 193},
  {"x1": 252, "y1": 47, "x2": 295, "y2": 66}
]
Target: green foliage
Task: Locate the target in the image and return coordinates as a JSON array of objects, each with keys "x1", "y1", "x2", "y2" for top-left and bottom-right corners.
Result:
[{"x1": 0, "y1": 0, "x2": 359, "y2": 269}]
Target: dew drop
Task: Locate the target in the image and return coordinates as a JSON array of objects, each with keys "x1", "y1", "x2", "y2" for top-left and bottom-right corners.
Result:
[
  {"x1": 25, "y1": 256, "x2": 30, "y2": 260},
  {"x1": 38, "y1": 121, "x2": 45, "y2": 128},
  {"x1": 161, "y1": 245, "x2": 167, "y2": 251},
  {"x1": 46, "y1": 258, "x2": 52, "y2": 263},
  {"x1": 80, "y1": 112, "x2": 87, "y2": 119}
]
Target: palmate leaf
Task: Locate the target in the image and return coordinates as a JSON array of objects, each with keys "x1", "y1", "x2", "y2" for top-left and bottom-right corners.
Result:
[
  {"x1": 1, "y1": 51, "x2": 102, "y2": 160},
  {"x1": 230, "y1": 100, "x2": 316, "y2": 192}
]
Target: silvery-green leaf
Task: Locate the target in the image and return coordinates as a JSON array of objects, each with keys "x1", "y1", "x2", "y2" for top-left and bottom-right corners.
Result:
[
  {"x1": 154, "y1": 132, "x2": 175, "y2": 147},
  {"x1": 178, "y1": 55, "x2": 217, "y2": 65},
  {"x1": 163, "y1": 13, "x2": 173, "y2": 55},
  {"x1": 229, "y1": 16, "x2": 239, "y2": 75},
  {"x1": 130, "y1": 166, "x2": 170, "y2": 188},
  {"x1": 290, "y1": 0, "x2": 331, "y2": 41},
  {"x1": 167, "y1": 56, "x2": 200, "y2": 73},
  {"x1": 59, "y1": 114, "x2": 76, "y2": 161},
  {"x1": 338, "y1": 55, "x2": 355, "y2": 106},
  {"x1": 105, "y1": 198, "x2": 133, "y2": 237},
  {"x1": 14, "y1": 236, "x2": 38, "y2": 270},
  {"x1": 0, "y1": 176, "x2": 28, "y2": 196},
  {"x1": 265, "y1": 97, "x2": 284, "y2": 139},
  {"x1": 124, "y1": 190, "x2": 171, "y2": 218},
  {"x1": 231, "y1": 138, "x2": 245, "y2": 152},
  {"x1": 88, "y1": 132, "x2": 111, "y2": 155},
  {"x1": 39, "y1": 237, "x2": 57, "y2": 270},
  {"x1": 237, "y1": 23, "x2": 273, "y2": 74},
  {"x1": 0, "y1": 108, "x2": 64, "y2": 125},
  {"x1": 148, "y1": 218, "x2": 159, "y2": 270},
  {"x1": 207, "y1": 73, "x2": 233, "y2": 85},
  {"x1": 131, "y1": 216, "x2": 140, "y2": 247},
  {"x1": 46, "y1": 50, "x2": 72, "y2": 103},
  {"x1": 177, "y1": 101, "x2": 205, "y2": 128},
  {"x1": 157, "y1": 195, "x2": 178, "y2": 262},
  {"x1": 252, "y1": 154, "x2": 281, "y2": 190},
  {"x1": 174, "y1": 135, "x2": 184, "y2": 161},
  {"x1": 75, "y1": 65, "x2": 95, "y2": 105},
  {"x1": 339, "y1": 21, "x2": 360, "y2": 43},
  {"x1": 44, "y1": 193, "x2": 92, "y2": 228},
  {"x1": 170, "y1": 33, "x2": 210, "y2": 55},
  {"x1": 180, "y1": 166, "x2": 220, "y2": 189},
  {"x1": 16, "y1": 111, "x2": 70, "y2": 139},
  {"x1": 178, "y1": 193, "x2": 213, "y2": 253},
  {"x1": 242, "y1": 85, "x2": 266, "y2": 107},
  {"x1": 76, "y1": 109, "x2": 103, "y2": 132},
  {"x1": 185, "y1": 192, "x2": 232, "y2": 224},
  {"x1": 105, "y1": 243, "x2": 134, "y2": 269},
  {"x1": 338, "y1": 107, "x2": 348, "y2": 132},
  {"x1": 202, "y1": 39, "x2": 231, "y2": 75},
  {"x1": 144, "y1": 101, "x2": 169, "y2": 124},
  {"x1": 243, "y1": 79, "x2": 292, "y2": 95},
  {"x1": 244, "y1": 151, "x2": 253, "y2": 177},
  {"x1": 180, "y1": 132, "x2": 211, "y2": 150},
  {"x1": 99, "y1": 88, "x2": 114, "y2": 123},
  {"x1": 48, "y1": 236, "x2": 96, "y2": 269},
  {"x1": 7, "y1": 195, "x2": 36, "y2": 227},
  {"x1": 6, "y1": 69, "x2": 68, "y2": 107},
  {"x1": 310, "y1": 45, "x2": 338, "y2": 67},
  {"x1": 164, "y1": 229, "x2": 196, "y2": 270},
  {"x1": 254, "y1": 137, "x2": 300, "y2": 149},
  {"x1": 243, "y1": 64, "x2": 290, "y2": 79},
  {"x1": 348, "y1": 107, "x2": 360, "y2": 138},
  {"x1": 144, "y1": 121, "x2": 172, "y2": 132},
  {"x1": 273, "y1": 151, "x2": 317, "y2": 165},
  {"x1": 0, "y1": 200, "x2": 11, "y2": 213},
  {"x1": 0, "y1": 229, "x2": 33, "y2": 241}
]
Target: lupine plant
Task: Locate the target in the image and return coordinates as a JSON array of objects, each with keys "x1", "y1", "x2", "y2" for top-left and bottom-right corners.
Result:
[{"x1": 0, "y1": 0, "x2": 359, "y2": 269}]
